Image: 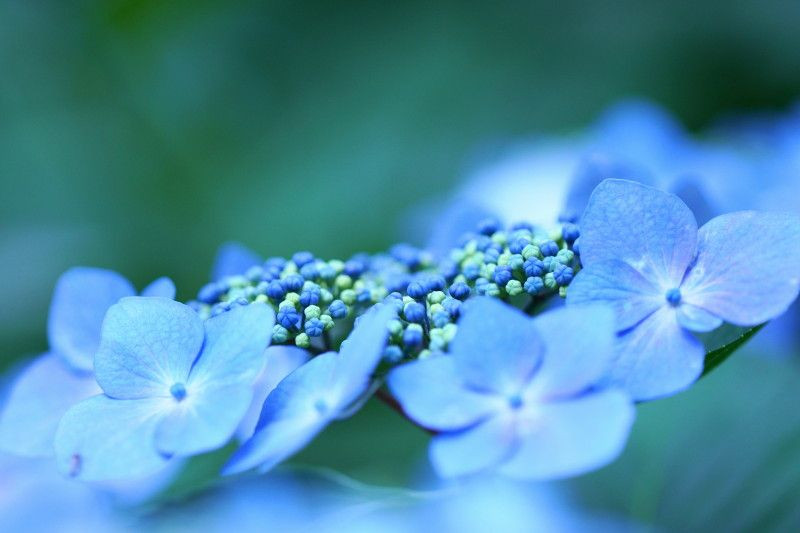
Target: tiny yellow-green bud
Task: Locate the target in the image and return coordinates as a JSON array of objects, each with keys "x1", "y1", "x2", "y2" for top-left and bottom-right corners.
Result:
[
  {"x1": 304, "y1": 305, "x2": 321, "y2": 319},
  {"x1": 340, "y1": 289, "x2": 357, "y2": 305},
  {"x1": 295, "y1": 333, "x2": 311, "y2": 348},
  {"x1": 505, "y1": 279, "x2": 523, "y2": 296},
  {"x1": 285, "y1": 292, "x2": 300, "y2": 305},
  {"x1": 427, "y1": 291, "x2": 446, "y2": 305},
  {"x1": 335, "y1": 274, "x2": 353, "y2": 290}
]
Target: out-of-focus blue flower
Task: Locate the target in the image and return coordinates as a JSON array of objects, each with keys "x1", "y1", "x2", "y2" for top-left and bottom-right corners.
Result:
[
  {"x1": 54, "y1": 298, "x2": 274, "y2": 481},
  {"x1": 388, "y1": 297, "x2": 634, "y2": 479},
  {"x1": 0, "y1": 267, "x2": 174, "y2": 457},
  {"x1": 223, "y1": 304, "x2": 396, "y2": 475},
  {"x1": 568, "y1": 179, "x2": 800, "y2": 400},
  {"x1": 212, "y1": 242, "x2": 263, "y2": 281}
]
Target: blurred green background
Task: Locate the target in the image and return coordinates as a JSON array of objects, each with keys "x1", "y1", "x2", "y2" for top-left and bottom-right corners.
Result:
[{"x1": 2, "y1": 0, "x2": 800, "y2": 527}]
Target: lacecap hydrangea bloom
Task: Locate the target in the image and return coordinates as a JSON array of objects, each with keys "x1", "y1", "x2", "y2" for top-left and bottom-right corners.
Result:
[
  {"x1": 568, "y1": 179, "x2": 800, "y2": 400},
  {"x1": 388, "y1": 298, "x2": 634, "y2": 479}
]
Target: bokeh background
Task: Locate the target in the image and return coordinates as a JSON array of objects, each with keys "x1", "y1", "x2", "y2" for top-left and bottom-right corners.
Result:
[{"x1": 2, "y1": 1, "x2": 800, "y2": 529}]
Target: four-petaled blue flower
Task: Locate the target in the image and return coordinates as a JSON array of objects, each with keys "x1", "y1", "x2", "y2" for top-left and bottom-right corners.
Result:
[
  {"x1": 0, "y1": 267, "x2": 175, "y2": 457},
  {"x1": 388, "y1": 297, "x2": 634, "y2": 479},
  {"x1": 568, "y1": 179, "x2": 800, "y2": 400},
  {"x1": 54, "y1": 297, "x2": 274, "y2": 481},
  {"x1": 223, "y1": 304, "x2": 396, "y2": 475}
]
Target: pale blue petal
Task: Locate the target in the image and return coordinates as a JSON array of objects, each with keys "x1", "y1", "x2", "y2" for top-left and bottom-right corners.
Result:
[
  {"x1": 579, "y1": 179, "x2": 698, "y2": 287},
  {"x1": 155, "y1": 385, "x2": 253, "y2": 457},
  {"x1": 141, "y1": 277, "x2": 176, "y2": 299},
  {"x1": 189, "y1": 303, "x2": 274, "y2": 389},
  {"x1": 94, "y1": 298, "x2": 204, "y2": 399},
  {"x1": 677, "y1": 304, "x2": 723, "y2": 332},
  {"x1": 0, "y1": 354, "x2": 100, "y2": 457},
  {"x1": 681, "y1": 211, "x2": 800, "y2": 326},
  {"x1": 212, "y1": 242, "x2": 262, "y2": 281},
  {"x1": 603, "y1": 307, "x2": 705, "y2": 401},
  {"x1": 236, "y1": 346, "x2": 310, "y2": 440},
  {"x1": 223, "y1": 353, "x2": 338, "y2": 474},
  {"x1": 330, "y1": 304, "x2": 395, "y2": 406},
  {"x1": 388, "y1": 356, "x2": 503, "y2": 431},
  {"x1": 54, "y1": 395, "x2": 171, "y2": 481},
  {"x1": 567, "y1": 259, "x2": 663, "y2": 331},
  {"x1": 497, "y1": 390, "x2": 634, "y2": 479},
  {"x1": 449, "y1": 298, "x2": 544, "y2": 396},
  {"x1": 526, "y1": 305, "x2": 617, "y2": 399},
  {"x1": 48, "y1": 267, "x2": 135, "y2": 372},
  {"x1": 429, "y1": 412, "x2": 517, "y2": 478}
]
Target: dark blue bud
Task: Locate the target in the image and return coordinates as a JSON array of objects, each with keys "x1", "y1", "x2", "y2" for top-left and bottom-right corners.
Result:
[
  {"x1": 300, "y1": 288, "x2": 321, "y2": 307},
  {"x1": 292, "y1": 251, "x2": 315, "y2": 268},
  {"x1": 385, "y1": 274, "x2": 411, "y2": 293},
  {"x1": 462, "y1": 264, "x2": 481, "y2": 281},
  {"x1": 282, "y1": 274, "x2": 305, "y2": 292},
  {"x1": 277, "y1": 306, "x2": 302, "y2": 330},
  {"x1": 404, "y1": 302, "x2": 427, "y2": 323},
  {"x1": 493, "y1": 265, "x2": 513, "y2": 286},
  {"x1": 508, "y1": 237, "x2": 530, "y2": 255},
  {"x1": 407, "y1": 281, "x2": 428, "y2": 300},
  {"x1": 540, "y1": 240, "x2": 560, "y2": 257},
  {"x1": 477, "y1": 217, "x2": 501, "y2": 236},
  {"x1": 344, "y1": 259, "x2": 367, "y2": 277},
  {"x1": 484, "y1": 248, "x2": 501, "y2": 264},
  {"x1": 562, "y1": 223, "x2": 580, "y2": 243},
  {"x1": 265, "y1": 280, "x2": 286, "y2": 300},
  {"x1": 264, "y1": 257, "x2": 287, "y2": 270},
  {"x1": 438, "y1": 259, "x2": 459, "y2": 281},
  {"x1": 356, "y1": 289, "x2": 372, "y2": 303},
  {"x1": 318, "y1": 264, "x2": 336, "y2": 280},
  {"x1": 299, "y1": 263, "x2": 319, "y2": 280},
  {"x1": 524, "y1": 258, "x2": 544, "y2": 277},
  {"x1": 197, "y1": 282, "x2": 225, "y2": 304},
  {"x1": 572, "y1": 237, "x2": 581, "y2": 255},
  {"x1": 553, "y1": 264, "x2": 574, "y2": 285},
  {"x1": 432, "y1": 312, "x2": 451, "y2": 328},
  {"x1": 542, "y1": 256, "x2": 558, "y2": 273},
  {"x1": 524, "y1": 276, "x2": 545, "y2": 295},
  {"x1": 390, "y1": 243, "x2": 422, "y2": 268},
  {"x1": 475, "y1": 235, "x2": 494, "y2": 252},
  {"x1": 449, "y1": 281, "x2": 470, "y2": 300},
  {"x1": 422, "y1": 274, "x2": 446, "y2": 292},
  {"x1": 442, "y1": 296, "x2": 462, "y2": 318},
  {"x1": 403, "y1": 327, "x2": 423, "y2": 347},
  {"x1": 511, "y1": 221, "x2": 534, "y2": 232},
  {"x1": 245, "y1": 266, "x2": 265, "y2": 282},
  {"x1": 328, "y1": 300, "x2": 347, "y2": 319},
  {"x1": 384, "y1": 345, "x2": 404, "y2": 363},
  {"x1": 304, "y1": 317, "x2": 324, "y2": 337}
]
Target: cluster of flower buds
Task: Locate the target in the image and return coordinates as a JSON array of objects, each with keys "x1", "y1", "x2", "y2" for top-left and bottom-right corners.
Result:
[{"x1": 189, "y1": 218, "x2": 581, "y2": 360}]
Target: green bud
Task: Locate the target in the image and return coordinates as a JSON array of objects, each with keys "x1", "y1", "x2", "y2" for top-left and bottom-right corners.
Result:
[
  {"x1": 406, "y1": 323, "x2": 424, "y2": 335},
  {"x1": 418, "y1": 349, "x2": 433, "y2": 360},
  {"x1": 388, "y1": 319, "x2": 404, "y2": 336},
  {"x1": 491, "y1": 231, "x2": 507, "y2": 246},
  {"x1": 402, "y1": 295, "x2": 415, "y2": 305},
  {"x1": 227, "y1": 275, "x2": 248, "y2": 288},
  {"x1": 430, "y1": 337, "x2": 447, "y2": 351},
  {"x1": 320, "y1": 314, "x2": 334, "y2": 329},
  {"x1": 427, "y1": 291, "x2": 446, "y2": 305},
  {"x1": 285, "y1": 292, "x2": 300, "y2": 305},
  {"x1": 320, "y1": 289, "x2": 334, "y2": 304},
  {"x1": 544, "y1": 272, "x2": 558, "y2": 290},
  {"x1": 556, "y1": 249, "x2": 575, "y2": 265},
  {"x1": 254, "y1": 294, "x2": 268, "y2": 304},
  {"x1": 304, "y1": 305, "x2": 321, "y2": 319},
  {"x1": 505, "y1": 279, "x2": 523, "y2": 296},
  {"x1": 302, "y1": 280, "x2": 316, "y2": 292},
  {"x1": 272, "y1": 325, "x2": 289, "y2": 344},
  {"x1": 559, "y1": 286, "x2": 568, "y2": 298},
  {"x1": 353, "y1": 280, "x2": 366, "y2": 291},
  {"x1": 335, "y1": 274, "x2": 353, "y2": 290},
  {"x1": 429, "y1": 303, "x2": 445, "y2": 316},
  {"x1": 482, "y1": 263, "x2": 497, "y2": 279},
  {"x1": 429, "y1": 327, "x2": 444, "y2": 340},
  {"x1": 328, "y1": 259, "x2": 345, "y2": 273},
  {"x1": 371, "y1": 287, "x2": 388, "y2": 302},
  {"x1": 508, "y1": 254, "x2": 525, "y2": 271},
  {"x1": 282, "y1": 263, "x2": 298, "y2": 274},
  {"x1": 442, "y1": 323, "x2": 458, "y2": 342},
  {"x1": 464, "y1": 240, "x2": 478, "y2": 255},
  {"x1": 497, "y1": 252, "x2": 511, "y2": 266},
  {"x1": 484, "y1": 283, "x2": 501, "y2": 297},
  {"x1": 340, "y1": 289, "x2": 357, "y2": 305},
  {"x1": 450, "y1": 249, "x2": 466, "y2": 263},
  {"x1": 522, "y1": 244, "x2": 542, "y2": 260},
  {"x1": 295, "y1": 333, "x2": 311, "y2": 348},
  {"x1": 278, "y1": 299, "x2": 296, "y2": 310}
]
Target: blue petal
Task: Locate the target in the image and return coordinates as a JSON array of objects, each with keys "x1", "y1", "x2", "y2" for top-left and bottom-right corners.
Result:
[
  {"x1": 429, "y1": 412, "x2": 517, "y2": 478},
  {"x1": 188, "y1": 303, "x2": 275, "y2": 389},
  {"x1": 328, "y1": 304, "x2": 395, "y2": 406},
  {"x1": 212, "y1": 242, "x2": 262, "y2": 281},
  {"x1": 676, "y1": 304, "x2": 723, "y2": 333},
  {"x1": 236, "y1": 346, "x2": 310, "y2": 440},
  {"x1": 567, "y1": 259, "x2": 663, "y2": 331},
  {"x1": 449, "y1": 298, "x2": 544, "y2": 396},
  {"x1": 94, "y1": 298, "x2": 204, "y2": 399},
  {"x1": 580, "y1": 179, "x2": 698, "y2": 286},
  {"x1": 47, "y1": 267, "x2": 136, "y2": 372},
  {"x1": 222, "y1": 353, "x2": 338, "y2": 474},
  {"x1": 388, "y1": 356, "x2": 503, "y2": 431},
  {"x1": 141, "y1": 277, "x2": 176, "y2": 299},
  {"x1": 155, "y1": 385, "x2": 253, "y2": 456},
  {"x1": 54, "y1": 395, "x2": 171, "y2": 481},
  {"x1": 681, "y1": 211, "x2": 800, "y2": 326},
  {"x1": 497, "y1": 390, "x2": 634, "y2": 479},
  {"x1": 604, "y1": 307, "x2": 705, "y2": 401},
  {"x1": 422, "y1": 200, "x2": 498, "y2": 259},
  {"x1": 526, "y1": 305, "x2": 617, "y2": 399},
  {"x1": 0, "y1": 354, "x2": 100, "y2": 457}
]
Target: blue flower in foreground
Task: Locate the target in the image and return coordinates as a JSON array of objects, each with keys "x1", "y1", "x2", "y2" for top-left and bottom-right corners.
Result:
[
  {"x1": 0, "y1": 267, "x2": 174, "y2": 457},
  {"x1": 223, "y1": 304, "x2": 396, "y2": 474},
  {"x1": 568, "y1": 179, "x2": 800, "y2": 400},
  {"x1": 388, "y1": 298, "x2": 634, "y2": 479},
  {"x1": 54, "y1": 297, "x2": 274, "y2": 481}
]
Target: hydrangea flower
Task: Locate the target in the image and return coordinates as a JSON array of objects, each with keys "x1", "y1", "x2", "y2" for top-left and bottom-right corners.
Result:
[
  {"x1": 388, "y1": 297, "x2": 634, "y2": 479},
  {"x1": 0, "y1": 267, "x2": 175, "y2": 457},
  {"x1": 568, "y1": 179, "x2": 800, "y2": 400},
  {"x1": 54, "y1": 297, "x2": 274, "y2": 481},
  {"x1": 223, "y1": 304, "x2": 396, "y2": 475},
  {"x1": 211, "y1": 241, "x2": 263, "y2": 281}
]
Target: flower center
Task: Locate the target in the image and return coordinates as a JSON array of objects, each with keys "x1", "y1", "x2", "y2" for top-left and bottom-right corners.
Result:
[
  {"x1": 170, "y1": 382, "x2": 187, "y2": 402},
  {"x1": 508, "y1": 394, "x2": 524, "y2": 410},
  {"x1": 665, "y1": 288, "x2": 682, "y2": 306}
]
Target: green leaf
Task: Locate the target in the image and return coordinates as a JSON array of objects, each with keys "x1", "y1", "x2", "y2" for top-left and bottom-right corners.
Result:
[{"x1": 700, "y1": 323, "x2": 765, "y2": 378}]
